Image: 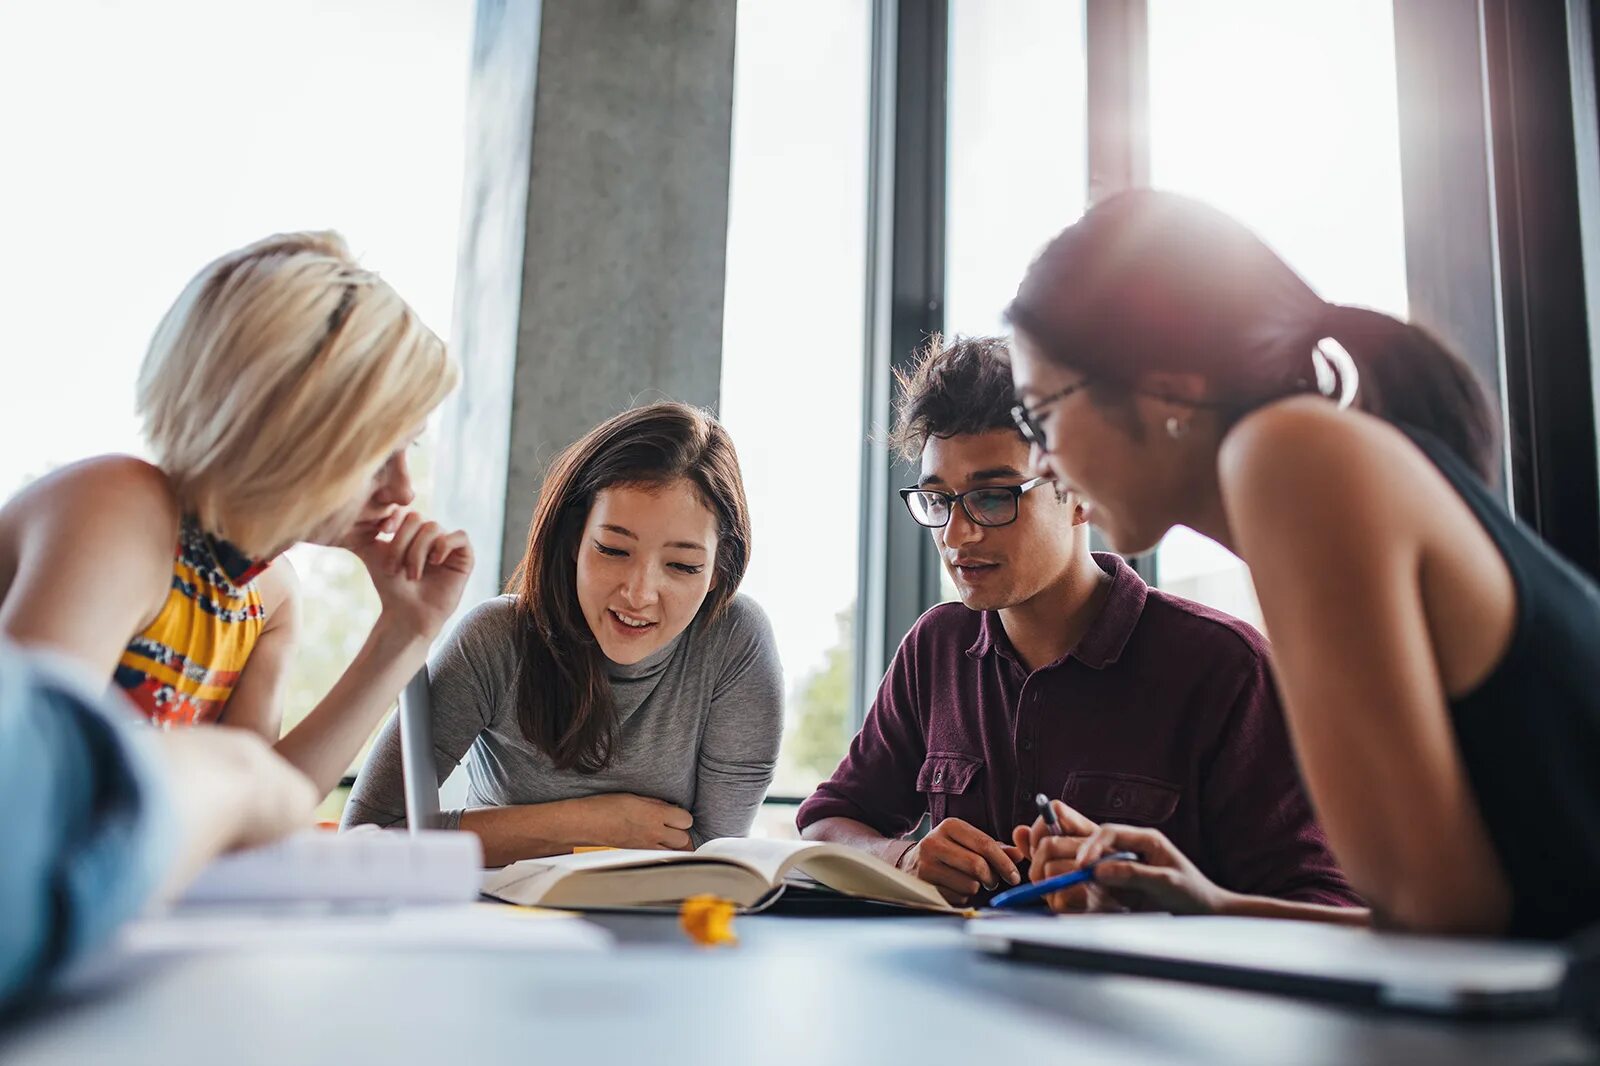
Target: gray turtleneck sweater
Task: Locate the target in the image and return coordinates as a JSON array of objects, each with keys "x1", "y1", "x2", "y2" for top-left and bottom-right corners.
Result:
[{"x1": 342, "y1": 594, "x2": 784, "y2": 845}]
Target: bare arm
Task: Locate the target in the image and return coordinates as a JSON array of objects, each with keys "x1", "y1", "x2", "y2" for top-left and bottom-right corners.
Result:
[
  {"x1": 459, "y1": 796, "x2": 693, "y2": 866},
  {"x1": 1031, "y1": 817, "x2": 1371, "y2": 925},
  {"x1": 1220, "y1": 402, "x2": 1512, "y2": 934},
  {"x1": 216, "y1": 558, "x2": 300, "y2": 743},
  {"x1": 0, "y1": 457, "x2": 176, "y2": 676},
  {"x1": 802, "y1": 815, "x2": 917, "y2": 867},
  {"x1": 274, "y1": 513, "x2": 473, "y2": 800}
]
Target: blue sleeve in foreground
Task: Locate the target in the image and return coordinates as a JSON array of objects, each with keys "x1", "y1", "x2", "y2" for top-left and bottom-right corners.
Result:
[{"x1": 0, "y1": 652, "x2": 178, "y2": 1010}]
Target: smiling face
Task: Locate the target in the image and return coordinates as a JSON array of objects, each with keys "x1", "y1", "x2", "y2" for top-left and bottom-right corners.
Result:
[
  {"x1": 918, "y1": 428, "x2": 1084, "y2": 611},
  {"x1": 575, "y1": 479, "x2": 720, "y2": 665}
]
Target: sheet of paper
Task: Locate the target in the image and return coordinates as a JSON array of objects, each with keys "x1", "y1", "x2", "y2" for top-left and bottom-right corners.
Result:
[
  {"x1": 121, "y1": 903, "x2": 612, "y2": 954},
  {"x1": 181, "y1": 829, "x2": 484, "y2": 906}
]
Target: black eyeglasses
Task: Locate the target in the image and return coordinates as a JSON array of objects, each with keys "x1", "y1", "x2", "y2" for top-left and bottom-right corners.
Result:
[
  {"x1": 1010, "y1": 378, "x2": 1093, "y2": 448},
  {"x1": 899, "y1": 476, "x2": 1050, "y2": 529}
]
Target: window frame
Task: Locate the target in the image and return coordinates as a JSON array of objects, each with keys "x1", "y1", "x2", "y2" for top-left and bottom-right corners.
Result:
[{"x1": 847, "y1": 0, "x2": 1600, "y2": 733}]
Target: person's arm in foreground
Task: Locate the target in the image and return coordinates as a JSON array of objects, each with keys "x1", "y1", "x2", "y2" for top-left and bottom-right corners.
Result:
[
  {"x1": 0, "y1": 650, "x2": 314, "y2": 1011},
  {"x1": 1219, "y1": 402, "x2": 1512, "y2": 933}
]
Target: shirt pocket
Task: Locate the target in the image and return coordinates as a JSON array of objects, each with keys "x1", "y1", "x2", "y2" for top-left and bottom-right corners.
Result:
[
  {"x1": 916, "y1": 752, "x2": 985, "y2": 828},
  {"x1": 1061, "y1": 771, "x2": 1180, "y2": 827}
]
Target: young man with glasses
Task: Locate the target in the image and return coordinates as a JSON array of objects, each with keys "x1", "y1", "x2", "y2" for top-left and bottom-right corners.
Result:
[{"x1": 797, "y1": 335, "x2": 1361, "y2": 916}]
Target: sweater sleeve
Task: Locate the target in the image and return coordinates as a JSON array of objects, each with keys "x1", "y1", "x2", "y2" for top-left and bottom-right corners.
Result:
[
  {"x1": 0, "y1": 648, "x2": 177, "y2": 1010},
  {"x1": 341, "y1": 598, "x2": 513, "y2": 832},
  {"x1": 688, "y1": 597, "x2": 784, "y2": 845}
]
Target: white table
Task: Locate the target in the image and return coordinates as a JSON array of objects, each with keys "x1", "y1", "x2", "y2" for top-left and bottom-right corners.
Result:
[{"x1": 1, "y1": 915, "x2": 1591, "y2": 1065}]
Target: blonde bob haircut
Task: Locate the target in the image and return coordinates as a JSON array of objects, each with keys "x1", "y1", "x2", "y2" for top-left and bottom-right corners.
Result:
[{"x1": 137, "y1": 231, "x2": 457, "y2": 558}]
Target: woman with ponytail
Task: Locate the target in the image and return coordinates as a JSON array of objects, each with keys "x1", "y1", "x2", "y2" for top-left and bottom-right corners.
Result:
[{"x1": 1007, "y1": 189, "x2": 1599, "y2": 938}]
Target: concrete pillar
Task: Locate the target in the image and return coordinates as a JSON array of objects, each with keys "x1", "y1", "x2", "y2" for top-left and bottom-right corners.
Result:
[{"x1": 437, "y1": 0, "x2": 738, "y2": 603}]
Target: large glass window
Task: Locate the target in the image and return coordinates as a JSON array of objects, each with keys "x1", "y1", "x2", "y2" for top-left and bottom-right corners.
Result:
[
  {"x1": 940, "y1": 0, "x2": 1089, "y2": 603},
  {"x1": 0, "y1": 0, "x2": 473, "y2": 816},
  {"x1": 720, "y1": 0, "x2": 872, "y2": 811},
  {"x1": 1146, "y1": 0, "x2": 1408, "y2": 627}
]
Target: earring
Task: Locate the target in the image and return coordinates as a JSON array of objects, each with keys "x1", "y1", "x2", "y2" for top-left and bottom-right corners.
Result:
[{"x1": 1165, "y1": 415, "x2": 1190, "y2": 440}]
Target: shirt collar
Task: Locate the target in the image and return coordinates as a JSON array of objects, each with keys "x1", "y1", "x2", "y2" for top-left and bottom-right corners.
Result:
[{"x1": 964, "y1": 552, "x2": 1147, "y2": 671}]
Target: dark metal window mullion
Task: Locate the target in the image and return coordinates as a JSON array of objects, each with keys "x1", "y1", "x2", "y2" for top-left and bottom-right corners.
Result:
[
  {"x1": 853, "y1": 0, "x2": 948, "y2": 730},
  {"x1": 1084, "y1": 0, "x2": 1156, "y2": 585},
  {"x1": 1482, "y1": 0, "x2": 1600, "y2": 578}
]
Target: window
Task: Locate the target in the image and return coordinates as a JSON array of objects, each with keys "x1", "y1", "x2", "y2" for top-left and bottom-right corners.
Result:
[
  {"x1": 720, "y1": 0, "x2": 873, "y2": 804},
  {"x1": 940, "y1": 0, "x2": 1089, "y2": 604},
  {"x1": 0, "y1": 1, "x2": 473, "y2": 816},
  {"x1": 1146, "y1": 0, "x2": 1409, "y2": 627}
]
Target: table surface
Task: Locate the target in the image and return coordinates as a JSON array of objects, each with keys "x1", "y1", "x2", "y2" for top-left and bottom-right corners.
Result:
[{"x1": 1, "y1": 913, "x2": 1593, "y2": 1066}]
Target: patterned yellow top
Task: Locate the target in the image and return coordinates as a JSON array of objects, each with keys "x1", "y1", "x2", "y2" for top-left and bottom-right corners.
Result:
[{"x1": 115, "y1": 515, "x2": 270, "y2": 727}]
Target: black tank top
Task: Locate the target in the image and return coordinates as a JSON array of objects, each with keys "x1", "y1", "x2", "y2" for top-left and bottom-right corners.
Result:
[{"x1": 1403, "y1": 426, "x2": 1600, "y2": 939}]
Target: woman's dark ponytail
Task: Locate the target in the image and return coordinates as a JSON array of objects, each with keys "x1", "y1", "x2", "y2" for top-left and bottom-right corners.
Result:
[
  {"x1": 1009, "y1": 190, "x2": 1501, "y2": 485},
  {"x1": 1318, "y1": 304, "x2": 1499, "y2": 484}
]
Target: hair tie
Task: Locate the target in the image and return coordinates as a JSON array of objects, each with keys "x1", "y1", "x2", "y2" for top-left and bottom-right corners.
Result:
[{"x1": 1310, "y1": 303, "x2": 1360, "y2": 409}]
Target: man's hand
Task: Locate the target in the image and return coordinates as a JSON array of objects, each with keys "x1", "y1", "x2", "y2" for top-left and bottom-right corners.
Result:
[{"x1": 899, "y1": 818, "x2": 1024, "y2": 904}]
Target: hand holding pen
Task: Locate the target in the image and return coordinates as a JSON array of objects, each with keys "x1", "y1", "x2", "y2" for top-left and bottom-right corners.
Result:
[
  {"x1": 1011, "y1": 794, "x2": 1235, "y2": 915},
  {"x1": 993, "y1": 795, "x2": 1134, "y2": 910}
]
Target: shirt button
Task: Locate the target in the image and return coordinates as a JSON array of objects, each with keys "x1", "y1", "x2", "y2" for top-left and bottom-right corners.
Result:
[
  {"x1": 1111, "y1": 794, "x2": 1126, "y2": 810},
  {"x1": 1022, "y1": 739, "x2": 1034, "y2": 752}
]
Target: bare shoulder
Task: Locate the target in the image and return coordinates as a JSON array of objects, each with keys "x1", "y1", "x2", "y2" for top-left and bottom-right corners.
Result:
[
  {"x1": 1218, "y1": 399, "x2": 1433, "y2": 548},
  {"x1": 1220, "y1": 399, "x2": 1406, "y2": 497},
  {"x1": 3, "y1": 455, "x2": 180, "y2": 559},
  {"x1": 255, "y1": 553, "x2": 301, "y2": 625}
]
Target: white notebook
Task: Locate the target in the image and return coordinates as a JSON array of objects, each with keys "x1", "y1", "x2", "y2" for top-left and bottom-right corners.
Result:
[
  {"x1": 123, "y1": 904, "x2": 612, "y2": 954},
  {"x1": 180, "y1": 828, "x2": 484, "y2": 906}
]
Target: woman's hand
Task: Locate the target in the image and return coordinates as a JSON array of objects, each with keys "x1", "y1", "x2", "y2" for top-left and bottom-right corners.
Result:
[
  {"x1": 580, "y1": 793, "x2": 695, "y2": 851},
  {"x1": 1012, "y1": 800, "x2": 1101, "y2": 911},
  {"x1": 344, "y1": 510, "x2": 474, "y2": 642},
  {"x1": 1034, "y1": 821, "x2": 1233, "y2": 916}
]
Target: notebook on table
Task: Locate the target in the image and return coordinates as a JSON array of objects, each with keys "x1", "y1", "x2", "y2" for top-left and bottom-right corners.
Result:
[
  {"x1": 482, "y1": 837, "x2": 962, "y2": 914},
  {"x1": 968, "y1": 914, "x2": 1572, "y2": 1018},
  {"x1": 181, "y1": 828, "x2": 484, "y2": 906}
]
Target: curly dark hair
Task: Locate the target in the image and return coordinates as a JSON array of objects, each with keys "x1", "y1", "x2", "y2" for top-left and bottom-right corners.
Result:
[{"x1": 889, "y1": 333, "x2": 1020, "y2": 462}]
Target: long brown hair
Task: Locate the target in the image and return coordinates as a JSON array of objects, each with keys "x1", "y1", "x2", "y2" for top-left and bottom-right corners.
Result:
[
  {"x1": 1007, "y1": 189, "x2": 1499, "y2": 482},
  {"x1": 507, "y1": 402, "x2": 752, "y2": 773}
]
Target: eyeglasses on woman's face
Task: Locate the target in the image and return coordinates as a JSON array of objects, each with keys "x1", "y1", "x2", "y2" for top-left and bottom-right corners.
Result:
[
  {"x1": 898, "y1": 476, "x2": 1050, "y2": 529},
  {"x1": 1009, "y1": 378, "x2": 1093, "y2": 448}
]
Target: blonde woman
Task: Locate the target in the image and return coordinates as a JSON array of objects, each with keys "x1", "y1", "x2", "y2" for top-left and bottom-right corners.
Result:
[{"x1": 0, "y1": 231, "x2": 473, "y2": 802}]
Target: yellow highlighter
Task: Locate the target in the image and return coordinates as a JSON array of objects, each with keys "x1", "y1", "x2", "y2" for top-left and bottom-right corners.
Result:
[{"x1": 573, "y1": 846, "x2": 618, "y2": 854}]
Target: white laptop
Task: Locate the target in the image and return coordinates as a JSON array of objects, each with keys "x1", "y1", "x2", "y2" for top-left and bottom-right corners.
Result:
[
  {"x1": 398, "y1": 664, "x2": 442, "y2": 832},
  {"x1": 969, "y1": 915, "x2": 1571, "y2": 1017}
]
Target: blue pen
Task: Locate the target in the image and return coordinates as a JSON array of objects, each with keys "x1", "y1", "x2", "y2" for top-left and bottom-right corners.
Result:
[{"x1": 988, "y1": 850, "x2": 1141, "y2": 909}]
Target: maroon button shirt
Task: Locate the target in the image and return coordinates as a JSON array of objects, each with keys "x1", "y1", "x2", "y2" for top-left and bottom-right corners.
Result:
[{"x1": 797, "y1": 553, "x2": 1360, "y2": 906}]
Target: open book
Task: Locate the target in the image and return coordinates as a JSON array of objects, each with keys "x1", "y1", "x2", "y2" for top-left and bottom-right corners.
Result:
[{"x1": 481, "y1": 837, "x2": 960, "y2": 913}]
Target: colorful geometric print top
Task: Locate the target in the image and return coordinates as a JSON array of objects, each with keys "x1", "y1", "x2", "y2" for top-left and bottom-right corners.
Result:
[{"x1": 114, "y1": 515, "x2": 271, "y2": 727}]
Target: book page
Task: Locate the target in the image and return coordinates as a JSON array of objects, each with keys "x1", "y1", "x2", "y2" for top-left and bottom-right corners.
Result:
[
  {"x1": 695, "y1": 837, "x2": 824, "y2": 883},
  {"x1": 697, "y1": 838, "x2": 954, "y2": 910}
]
